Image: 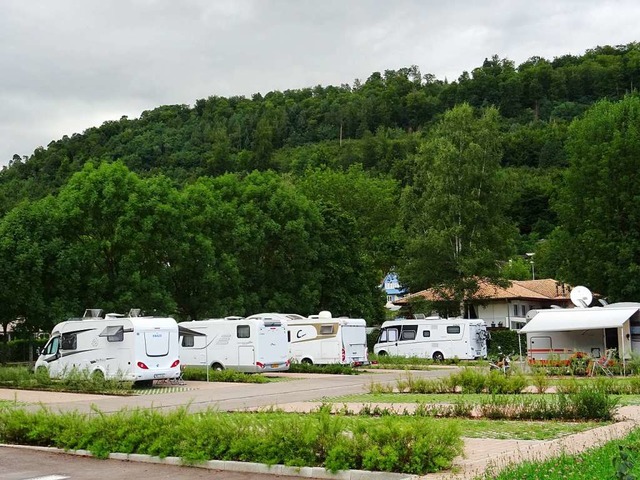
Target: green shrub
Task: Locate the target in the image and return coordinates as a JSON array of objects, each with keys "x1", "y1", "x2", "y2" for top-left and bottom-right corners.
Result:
[
  {"x1": 367, "y1": 379, "x2": 394, "y2": 394},
  {"x1": 181, "y1": 367, "x2": 269, "y2": 383},
  {"x1": 449, "y1": 368, "x2": 486, "y2": 393},
  {"x1": 0, "y1": 365, "x2": 131, "y2": 393},
  {"x1": 287, "y1": 363, "x2": 359, "y2": 375},
  {"x1": 0, "y1": 406, "x2": 463, "y2": 475},
  {"x1": 0, "y1": 338, "x2": 48, "y2": 364},
  {"x1": 532, "y1": 371, "x2": 550, "y2": 393},
  {"x1": 487, "y1": 329, "x2": 523, "y2": 358}
]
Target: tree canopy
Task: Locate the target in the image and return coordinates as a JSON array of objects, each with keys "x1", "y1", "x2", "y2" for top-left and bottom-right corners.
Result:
[{"x1": 3, "y1": 42, "x2": 640, "y2": 334}]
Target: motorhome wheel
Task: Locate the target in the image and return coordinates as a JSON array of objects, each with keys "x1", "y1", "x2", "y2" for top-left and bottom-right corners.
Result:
[
  {"x1": 301, "y1": 358, "x2": 313, "y2": 365},
  {"x1": 211, "y1": 363, "x2": 224, "y2": 371},
  {"x1": 432, "y1": 351, "x2": 445, "y2": 362},
  {"x1": 377, "y1": 350, "x2": 388, "y2": 356}
]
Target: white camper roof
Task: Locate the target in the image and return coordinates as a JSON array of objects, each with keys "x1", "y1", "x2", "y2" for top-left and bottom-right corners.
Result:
[{"x1": 519, "y1": 307, "x2": 640, "y2": 334}]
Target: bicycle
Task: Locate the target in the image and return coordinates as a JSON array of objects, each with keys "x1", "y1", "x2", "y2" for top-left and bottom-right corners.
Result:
[{"x1": 489, "y1": 347, "x2": 511, "y2": 374}]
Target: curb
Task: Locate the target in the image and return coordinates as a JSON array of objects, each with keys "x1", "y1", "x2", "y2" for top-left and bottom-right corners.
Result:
[{"x1": 0, "y1": 443, "x2": 416, "y2": 480}]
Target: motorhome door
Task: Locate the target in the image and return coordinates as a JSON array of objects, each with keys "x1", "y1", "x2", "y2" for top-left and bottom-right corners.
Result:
[{"x1": 377, "y1": 326, "x2": 399, "y2": 355}]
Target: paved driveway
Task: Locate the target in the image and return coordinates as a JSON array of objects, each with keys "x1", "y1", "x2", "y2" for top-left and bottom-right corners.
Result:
[{"x1": 0, "y1": 367, "x2": 458, "y2": 414}]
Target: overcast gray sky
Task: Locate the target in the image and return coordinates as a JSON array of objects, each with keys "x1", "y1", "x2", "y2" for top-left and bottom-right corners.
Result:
[{"x1": 1, "y1": 0, "x2": 639, "y2": 166}]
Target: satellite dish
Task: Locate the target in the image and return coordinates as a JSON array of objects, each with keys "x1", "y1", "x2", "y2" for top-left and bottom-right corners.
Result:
[{"x1": 570, "y1": 286, "x2": 593, "y2": 308}]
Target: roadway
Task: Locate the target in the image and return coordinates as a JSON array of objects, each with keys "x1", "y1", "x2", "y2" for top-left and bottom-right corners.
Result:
[{"x1": 0, "y1": 367, "x2": 458, "y2": 480}]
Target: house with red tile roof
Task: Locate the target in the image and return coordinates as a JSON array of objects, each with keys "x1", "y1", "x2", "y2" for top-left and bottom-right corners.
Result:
[{"x1": 394, "y1": 278, "x2": 575, "y2": 329}]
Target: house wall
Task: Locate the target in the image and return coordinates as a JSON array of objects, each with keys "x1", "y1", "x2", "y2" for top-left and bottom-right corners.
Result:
[{"x1": 477, "y1": 301, "x2": 548, "y2": 330}]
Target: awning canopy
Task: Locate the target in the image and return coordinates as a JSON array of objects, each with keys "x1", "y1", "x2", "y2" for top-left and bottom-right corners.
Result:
[
  {"x1": 519, "y1": 307, "x2": 640, "y2": 334},
  {"x1": 178, "y1": 325, "x2": 206, "y2": 337}
]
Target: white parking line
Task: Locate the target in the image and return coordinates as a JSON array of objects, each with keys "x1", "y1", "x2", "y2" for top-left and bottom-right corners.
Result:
[{"x1": 25, "y1": 476, "x2": 70, "y2": 480}]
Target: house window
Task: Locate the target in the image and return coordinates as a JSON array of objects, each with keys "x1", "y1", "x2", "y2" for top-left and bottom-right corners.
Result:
[
  {"x1": 423, "y1": 330, "x2": 431, "y2": 338},
  {"x1": 237, "y1": 325, "x2": 250, "y2": 338},
  {"x1": 513, "y1": 305, "x2": 518, "y2": 316},
  {"x1": 446, "y1": 326, "x2": 461, "y2": 335},
  {"x1": 521, "y1": 305, "x2": 526, "y2": 316},
  {"x1": 181, "y1": 336, "x2": 195, "y2": 347}
]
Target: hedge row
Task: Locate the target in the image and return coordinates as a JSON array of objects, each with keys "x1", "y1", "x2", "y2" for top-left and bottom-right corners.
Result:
[{"x1": 0, "y1": 407, "x2": 463, "y2": 474}]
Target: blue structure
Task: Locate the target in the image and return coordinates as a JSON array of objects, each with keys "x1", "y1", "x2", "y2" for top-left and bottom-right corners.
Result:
[{"x1": 381, "y1": 272, "x2": 407, "y2": 310}]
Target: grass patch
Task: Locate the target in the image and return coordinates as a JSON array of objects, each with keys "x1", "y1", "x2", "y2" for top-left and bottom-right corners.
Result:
[
  {"x1": 0, "y1": 406, "x2": 463, "y2": 475},
  {"x1": 181, "y1": 367, "x2": 271, "y2": 383},
  {"x1": 478, "y1": 427, "x2": 640, "y2": 479},
  {"x1": 0, "y1": 366, "x2": 133, "y2": 394}
]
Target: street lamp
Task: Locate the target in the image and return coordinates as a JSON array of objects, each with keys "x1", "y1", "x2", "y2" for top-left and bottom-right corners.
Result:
[{"x1": 525, "y1": 253, "x2": 535, "y2": 280}]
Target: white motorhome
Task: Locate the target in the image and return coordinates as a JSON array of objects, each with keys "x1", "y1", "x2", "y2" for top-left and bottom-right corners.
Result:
[
  {"x1": 264, "y1": 311, "x2": 369, "y2": 366},
  {"x1": 178, "y1": 316, "x2": 289, "y2": 372},
  {"x1": 373, "y1": 316, "x2": 488, "y2": 360},
  {"x1": 521, "y1": 302, "x2": 640, "y2": 363},
  {"x1": 35, "y1": 309, "x2": 181, "y2": 386}
]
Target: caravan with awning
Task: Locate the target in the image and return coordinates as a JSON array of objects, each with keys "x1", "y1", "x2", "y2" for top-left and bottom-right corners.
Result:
[
  {"x1": 35, "y1": 309, "x2": 181, "y2": 387},
  {"x1": 520, "y1": 303, "x2": 640, "y2": 363}
]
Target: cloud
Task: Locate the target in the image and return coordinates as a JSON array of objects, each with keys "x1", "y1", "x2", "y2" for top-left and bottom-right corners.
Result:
[{"x1": 1, "y1": 0, "x2": 640, "y2": 165}]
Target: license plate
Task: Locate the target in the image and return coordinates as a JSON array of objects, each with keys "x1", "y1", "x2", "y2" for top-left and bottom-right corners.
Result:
[
  {"x1": 154, "y1": 374, "x2": 164, "y2": 378},
  {"x1": 271, "y1": 364, "x2": 279, "y2": 368}
]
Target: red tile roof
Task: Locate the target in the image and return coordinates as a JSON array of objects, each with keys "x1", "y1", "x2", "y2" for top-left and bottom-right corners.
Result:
[{"x1": 397, "y1": 278, "x2": 574, "y2": 304}]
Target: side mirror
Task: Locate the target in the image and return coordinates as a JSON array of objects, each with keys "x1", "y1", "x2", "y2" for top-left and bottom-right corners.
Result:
[{"x1": 35, "y1": 347, "x2": 41, "y2": 356}]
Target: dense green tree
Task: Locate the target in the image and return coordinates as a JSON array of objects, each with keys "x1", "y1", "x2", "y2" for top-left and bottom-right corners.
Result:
[
  {"x1": 295, "y1": 165, "x2": 401, "y2": 273},
  {"x1": 0, "y1": 198, "x2": 64, "y2": 335},
  {"x1": 399, "y1": 104, "x2": 515, "y2": 303},
  {"x1": 545, "y1": 95, "x2": 640, "y2": 301}
]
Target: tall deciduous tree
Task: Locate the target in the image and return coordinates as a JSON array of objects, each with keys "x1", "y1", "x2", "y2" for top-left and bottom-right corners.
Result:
[
  {"x1": 399, "y1": 103, "x2": 514, "y2": 304},
  {"x1": 544, "y1": 95, "x2": 640, "y2": 301}
]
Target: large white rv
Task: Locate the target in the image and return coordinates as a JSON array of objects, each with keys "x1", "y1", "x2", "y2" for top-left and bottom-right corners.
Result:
[
  {"x1": 178, "y1": 316, "x2": 289, "y2": 372},
  {"x1": 35, "y1": 309, "x2": 181, "y2": 386},
  {"x1": 260, "y1": 311, "x2": 369, "y2": 366},
  {"x1": 373, "y1": 316, "x2": 488, "y2": 360}
]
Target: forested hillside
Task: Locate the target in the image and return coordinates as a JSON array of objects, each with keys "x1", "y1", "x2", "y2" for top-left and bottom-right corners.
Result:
[{"x1": 2, "y1": 43, "x2": 640, "y2": 335}]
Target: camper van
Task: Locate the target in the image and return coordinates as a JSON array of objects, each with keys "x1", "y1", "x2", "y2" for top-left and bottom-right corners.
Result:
[
  {"x1": 521, "y1": 302, "x2": 640, "y2": 363},
  {"x1": 263, "y1": 311, "x2": 369, "y2": 366},
  {"x1": 373, "y1": 316, "x2": 488, "y2": 360},
  {"x1": 34, "y1": 309, "x2": 181, "y2": 386},
  {"x1": 178, "y1": 316, "x2": 290, "y2": 372}
]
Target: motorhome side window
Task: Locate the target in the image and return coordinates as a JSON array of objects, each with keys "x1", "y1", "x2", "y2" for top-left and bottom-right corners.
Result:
[
  {"x1": 181, "y1": 335, "x2": 195, "y2": 347},
  {"x1": 446, "y1": 326, "x2": 461, "y2": 335},
  {"x1": 400, "y1": 325, "x2": 418, "y2": 340},
  {"x1": 320, "y1": 324, "x2": 334, "y2": 335},
  {"x1": 107, "y1": 330, "x2": 124, "y2": 343},
  {"x1": 423, "y1": 330, "x2": 431, "y2": 338},
  {"x1": 378, "y1": 327, "x2": 398, "y2": 343},
  {"x1": 61, "y1": 333, "x2": 77, "y2": 350},
  {"x1": 237, "y1": 325, "x2": 250, "y2": 338}
]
